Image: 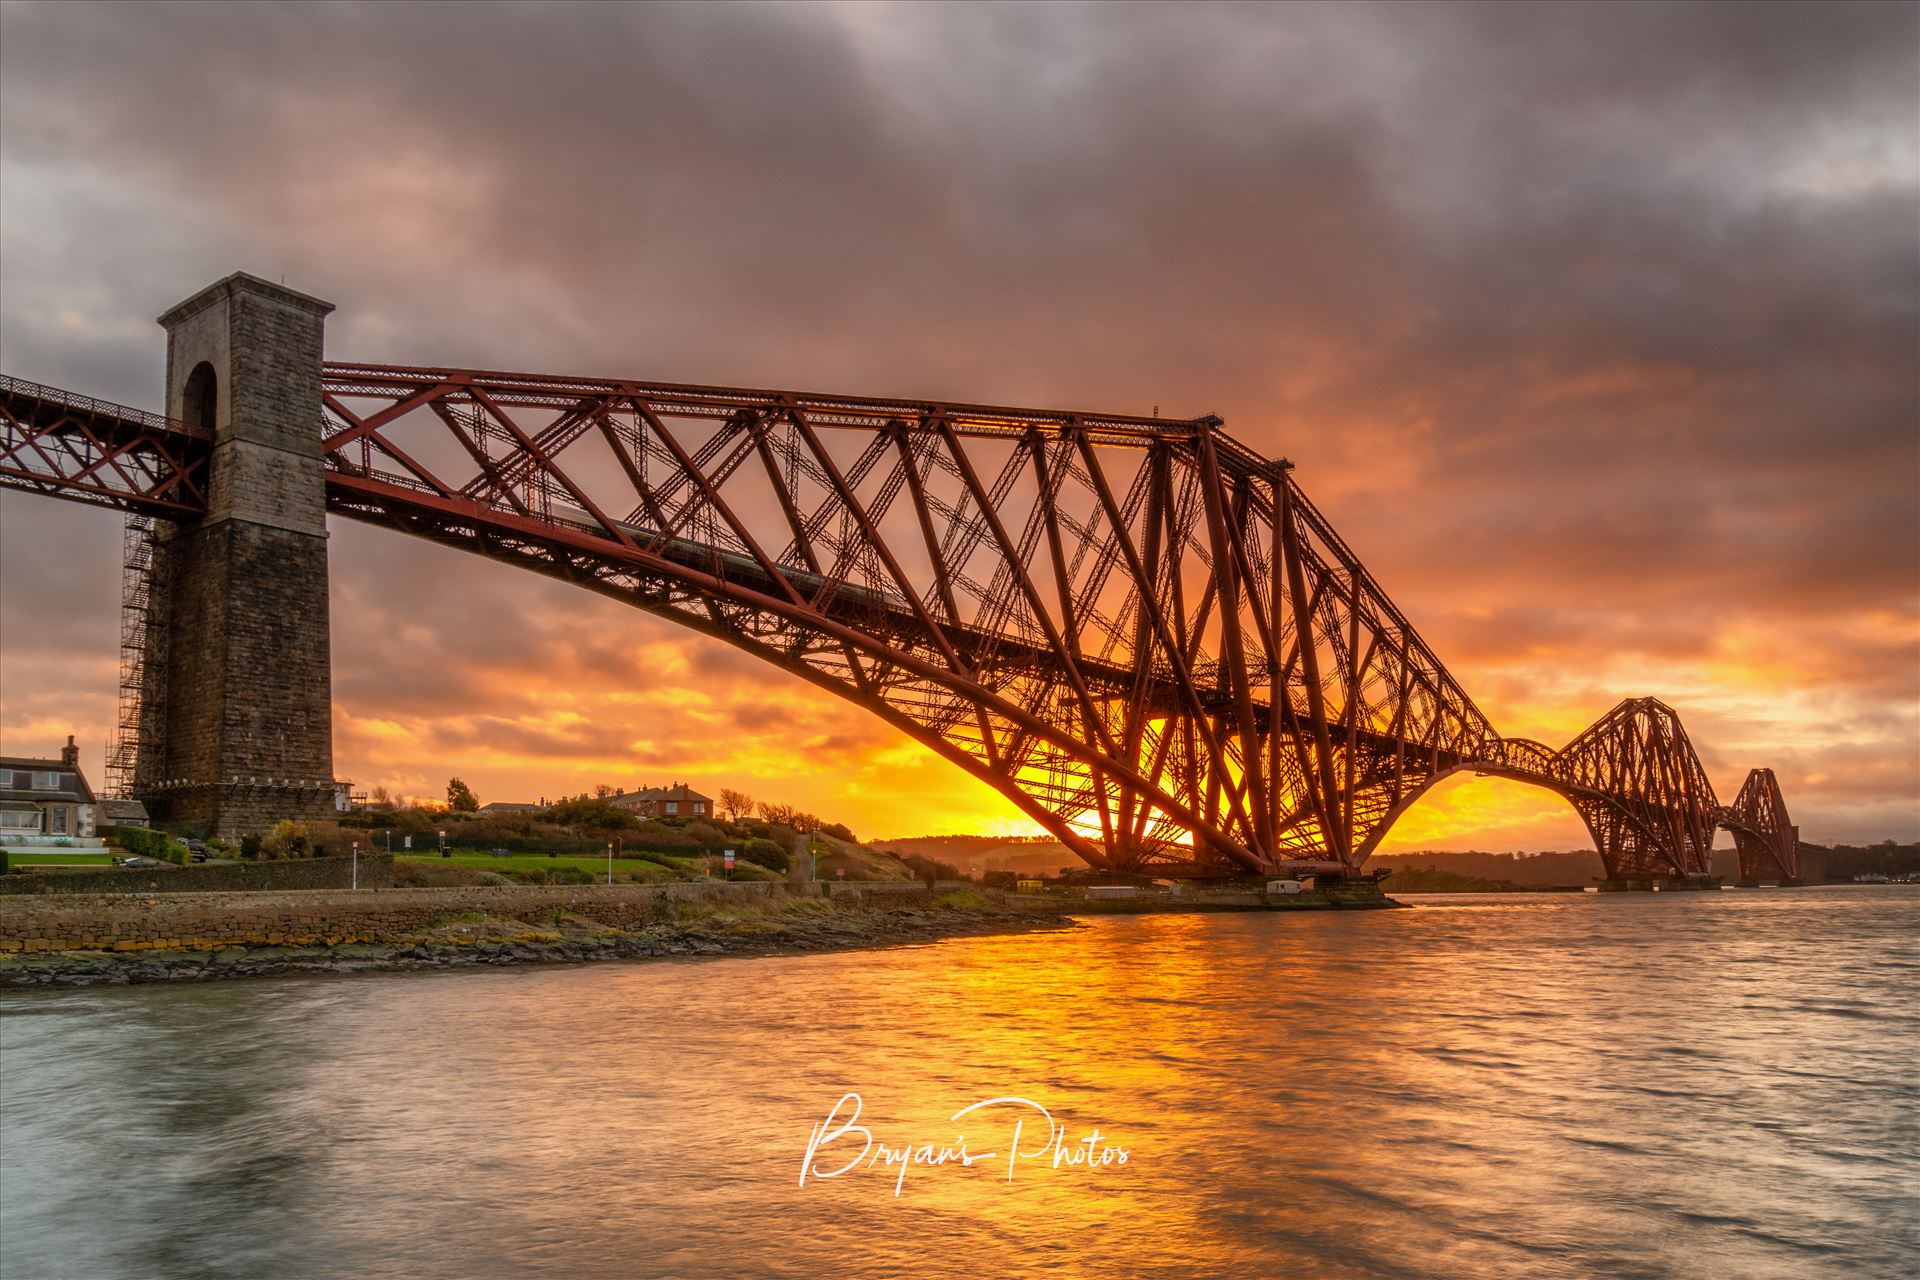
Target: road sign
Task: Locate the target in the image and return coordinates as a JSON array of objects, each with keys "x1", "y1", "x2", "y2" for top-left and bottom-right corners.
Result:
[{"x1": 723, "y1": 848, "x2": 735, "y2": 871}]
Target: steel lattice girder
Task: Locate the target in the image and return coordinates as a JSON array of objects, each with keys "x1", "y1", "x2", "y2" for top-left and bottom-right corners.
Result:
[
  {"x1": 0, "y1": 375, "x2": 212, "y2": 515},
  {"x1": 317, "y1": 362, "x2": 1511, "y2": 877},
  {"x1": 1721, "y1": 768, "x2": 1798, "y2": 881},
  {"x1": 0, "y1": 363, "x2": 1795, "y2": 881}
]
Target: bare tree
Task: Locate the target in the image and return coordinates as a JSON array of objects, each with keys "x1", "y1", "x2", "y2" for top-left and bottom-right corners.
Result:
[{"x1": 720, "y1": 788, "x2": 754, "y2": 821}]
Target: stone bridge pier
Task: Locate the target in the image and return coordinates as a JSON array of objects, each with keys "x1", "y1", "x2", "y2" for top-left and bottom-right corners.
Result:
[{"x1": 135, "y1": 273, "x2": 338, "y2": 837}]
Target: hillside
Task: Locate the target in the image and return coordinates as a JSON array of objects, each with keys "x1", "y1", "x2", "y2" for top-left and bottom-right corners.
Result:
[
  {"x1": 1371, "y1": 850, "x2": 1606, "y2": 886},
  {"x1": 871, "y1": 835, "x2": 1078, "y2": 877}
]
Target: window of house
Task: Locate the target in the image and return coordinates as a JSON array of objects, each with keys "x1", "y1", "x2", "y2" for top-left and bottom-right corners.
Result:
[
  {"x1": 49, "y1": 807, "x2": 68, "y2": 835},
  {"x1": 0, "y1": 811, "x2": 38, "y2": 830},
  {"x1": 11, "y1": 771, "x2": 32, "y2": 789},
  {"x1": 665, "y1": 801, "x2": 679, "y2": 815},
  {"x1": 693, "y1": 802, "x2": 706, "y2": 815},
  {"x1": 32, "y1": 772, "x2": 61, "y2": 791}
]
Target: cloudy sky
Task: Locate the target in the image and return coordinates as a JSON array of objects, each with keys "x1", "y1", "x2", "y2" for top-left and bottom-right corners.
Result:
[{"x1": 2, "y1": 0, "x2": 1914, "y2": 847}]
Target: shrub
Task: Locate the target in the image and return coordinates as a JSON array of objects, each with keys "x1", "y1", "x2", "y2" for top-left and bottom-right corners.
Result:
[
  {"x1": 476, "y1": 871, "x2": 513, "y2": 886},
  {"x1": 240, "y1": 834, "x2": 263, "y2": 858},
  {"x1": 741, "y1": 838, "x2": 790, "y2": 872},
  {"x1": 821, "y1": 822, "x2": 855, "y2": 843},
  {"x1": 545, "y1": 795, "x2": 640, "y2": 833},
  {"x1": 258, "y1": 821, "x2": 313, "y2": 860},
  {"x1": 684, "y1": 820, "x2": 728, "y2": 847},
  {"x1": 623, "y1": 820, "x2": 710, "y2": 855},
  {"x1": 106, "y1": 825, "x2": 192, "y2": 865}
]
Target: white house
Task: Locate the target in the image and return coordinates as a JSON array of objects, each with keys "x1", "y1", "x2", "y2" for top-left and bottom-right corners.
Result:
[{"x1": 0, "y1": 736, "x2": 97, "y2": 840}]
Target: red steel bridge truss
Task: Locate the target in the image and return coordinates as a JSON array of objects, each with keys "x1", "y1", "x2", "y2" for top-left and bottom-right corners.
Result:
[{"x1": 0, "y1": 368, "x2": 1800, "y2": 883}]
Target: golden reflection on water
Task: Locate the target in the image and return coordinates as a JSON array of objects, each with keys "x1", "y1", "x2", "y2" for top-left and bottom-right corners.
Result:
[{"x1": 2, "y1": 890, "x2": 1917, "y2": 1279}]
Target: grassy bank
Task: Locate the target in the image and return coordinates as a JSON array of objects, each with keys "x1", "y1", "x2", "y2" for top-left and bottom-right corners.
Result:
[{"x1": 0, "y1": 888, "x2": 1069, "y2": 987}]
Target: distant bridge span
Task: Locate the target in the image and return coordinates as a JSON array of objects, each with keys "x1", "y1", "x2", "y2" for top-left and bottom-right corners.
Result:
[{"x1": 0, "y1": 274, "x2": 1800, "y2": 883}]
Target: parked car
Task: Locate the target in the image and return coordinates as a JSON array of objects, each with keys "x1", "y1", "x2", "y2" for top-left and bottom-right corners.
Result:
[{"x1": 189, "y1": 851, "x2": 209, "y2": 863}]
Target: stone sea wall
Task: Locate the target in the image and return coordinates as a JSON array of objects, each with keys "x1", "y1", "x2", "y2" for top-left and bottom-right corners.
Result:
[{"x1": 0, "y1": 853, "x2": 394, "y2": 896}]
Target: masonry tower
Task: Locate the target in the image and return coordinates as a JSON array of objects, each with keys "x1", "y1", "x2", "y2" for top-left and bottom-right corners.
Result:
[{"x1": 134, "y1": 273, "x2": 337, "y2": 835}]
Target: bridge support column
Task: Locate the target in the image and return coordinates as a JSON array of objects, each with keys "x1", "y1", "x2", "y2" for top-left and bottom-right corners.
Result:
[{"x1": 135, "y1": 273, "x2": 337, "y2": 837}]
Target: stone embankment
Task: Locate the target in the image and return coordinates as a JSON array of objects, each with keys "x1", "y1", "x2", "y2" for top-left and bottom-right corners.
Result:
[
  {"x1": 0, "y1": 852, "x2": 391, "y2": 896},
  {"x1": 0, "y1": 882, "x2": 1067, "y2": 987}
]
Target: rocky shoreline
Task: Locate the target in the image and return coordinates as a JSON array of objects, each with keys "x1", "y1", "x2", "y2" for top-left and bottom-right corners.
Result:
[{"x1": 0, "y1": 902, "x2": 1075, "y2": 988}]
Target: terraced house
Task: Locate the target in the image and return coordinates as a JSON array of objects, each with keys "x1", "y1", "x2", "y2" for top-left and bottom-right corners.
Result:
[{"x1": 0, "y1": 736, "x2": 97, "y2": 840}]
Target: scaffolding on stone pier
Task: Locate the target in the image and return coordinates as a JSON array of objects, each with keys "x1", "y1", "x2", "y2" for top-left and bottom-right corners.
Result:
[{"x1": 107, "y1": 514, "x2": 166, "y2": 799}]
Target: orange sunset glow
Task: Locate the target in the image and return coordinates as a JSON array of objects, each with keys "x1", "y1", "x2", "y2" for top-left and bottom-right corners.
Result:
[
  {"x1": 3, "y1": 8, "x2": 1919, "y2": 1280},
  {"x1": 1, "y1": 3, "x2": 1914, "y2": 851}
]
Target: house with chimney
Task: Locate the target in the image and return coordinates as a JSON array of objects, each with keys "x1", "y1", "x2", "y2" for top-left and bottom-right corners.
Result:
[
  {"x1": 0, "y1": 735, "x2": 97, "y2": 841},
  {"x1": 609, "y1": 782, "x2": 712, "y2": 820}
]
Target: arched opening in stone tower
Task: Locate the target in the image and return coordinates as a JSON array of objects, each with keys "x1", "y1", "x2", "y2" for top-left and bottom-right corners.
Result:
[{"x1": 183, "y1": 361, "x2": 217, "y2": 431}]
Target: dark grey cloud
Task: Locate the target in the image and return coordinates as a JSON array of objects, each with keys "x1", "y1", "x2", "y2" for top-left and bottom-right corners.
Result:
[{"x1": 1, "y1": 0, "x2": 1913, "y2": 840}]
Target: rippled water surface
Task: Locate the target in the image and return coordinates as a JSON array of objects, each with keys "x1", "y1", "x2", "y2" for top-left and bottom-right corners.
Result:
[{"x1": 3, "y1": 887, "x2": 1916, "y2": 1279}]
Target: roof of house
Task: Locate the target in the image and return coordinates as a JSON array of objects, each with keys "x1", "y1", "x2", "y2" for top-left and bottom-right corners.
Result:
[
  {"x1": 0, "y1": 757, "x2": 95, "y2": 806},
  {"x1": 98, "y1": 798, "x2": 150, "y2": 824},
  {"x1": 611, "y1": 783, "x2": 712, "y2": 806}
]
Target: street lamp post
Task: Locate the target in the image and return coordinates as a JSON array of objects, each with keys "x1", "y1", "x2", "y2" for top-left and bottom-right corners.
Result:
[
  {"x1": 351, "y1": 839, "x2": 359, "y2": 890},
  {"x1": 606, "y1": 841, "x2": 614, "y2": 886},
  {"x1": 438, "y1": 828, "x2": 447, "y2": 859}
]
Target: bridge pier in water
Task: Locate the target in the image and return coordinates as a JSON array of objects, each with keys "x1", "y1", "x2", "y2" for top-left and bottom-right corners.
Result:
[{"x1": 134, "y1": 274, "x2": 339, "y2": 837}]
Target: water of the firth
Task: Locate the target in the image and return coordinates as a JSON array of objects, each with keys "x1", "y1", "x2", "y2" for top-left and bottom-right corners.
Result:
[{"x1": 2, "y1": 887, "x2": 1915, "y2": 1280}]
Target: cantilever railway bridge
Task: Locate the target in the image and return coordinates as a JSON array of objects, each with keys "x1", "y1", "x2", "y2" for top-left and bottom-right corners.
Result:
[{"x1": 0, "y1": 274, "x2": 1800, "y2": 885}]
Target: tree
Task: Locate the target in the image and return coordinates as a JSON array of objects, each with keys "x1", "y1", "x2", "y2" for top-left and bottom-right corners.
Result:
[
  {"x1": 594, "y1": 783, "x2": 617, "y2": 799},
  {"x1": 720, "y1": 788, "x2": 755, "y2": 822},
  {"x1": 368, "y1": 784, "x2": 393, "y2": 809},
  {"x1": 446, "y1": 777, "x2": 479, "y2": 812}
]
